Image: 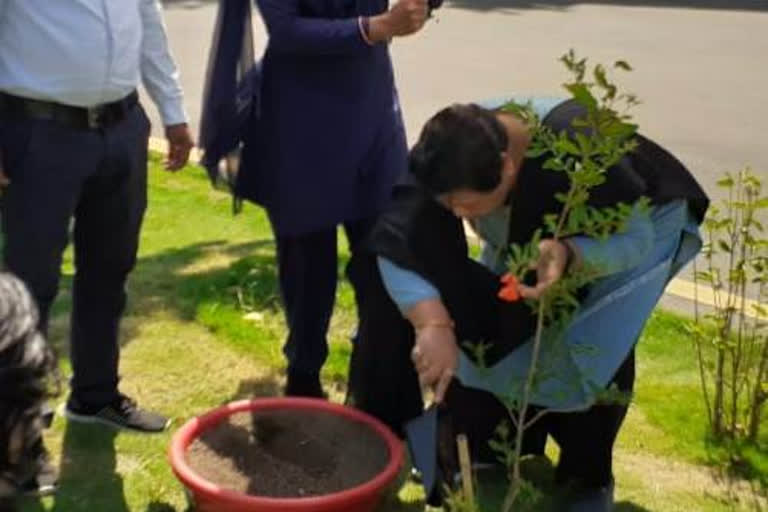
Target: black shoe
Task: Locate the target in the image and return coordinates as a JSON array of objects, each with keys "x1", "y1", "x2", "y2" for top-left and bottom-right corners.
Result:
[
  {"x1": 284, "y1": 372, "x2": 326, "y2": 399},
  {"x1": 565, "y1": 478, "x2": 615, "y2": 512},
  {"x1": 65, "y1": 393, "x2": 170, "y2": 433}
]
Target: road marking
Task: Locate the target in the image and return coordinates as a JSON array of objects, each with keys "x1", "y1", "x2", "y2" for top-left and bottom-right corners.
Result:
[{"x1": 664, "y1": 277, "x2": 765, "y2": 319}]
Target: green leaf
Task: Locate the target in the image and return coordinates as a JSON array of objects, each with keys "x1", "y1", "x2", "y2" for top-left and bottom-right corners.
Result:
[
  {"x1": 526, "y1": 146, "x2": 550, "y2": 158},
  {"x1": 717, "y1": 218, "x2": 733, "y2": 230},
  {"x1": 614, "y1": 60, "x2": 633, "y2": 71},
  {"x1": 560, "y1": 49, "x2": 576, "y2": 69},
  {"x1": 602, "y1": 121, "x2": 638, "y2": 139},
  {"x1": 543, "y1": 158, "x2": 564, "y2": 171},
  {"x1": 594, "y1": 64, "x2": 609, "y2": 88},
  {"x1": 575, "y1": 132, "x2": 592, "y2": 153},
  {"x1": 717, "y1": 176, "x2": 735, "y2": 188},
  {"x1": 564, "y1": 83, "x2": 598, "y2": 111},
  {"x1": 728, "y1": 268, "x2": 746, "y2": 284},
  {"x1": 559, "y1": 138, "x2": 581, "y2": 155}
]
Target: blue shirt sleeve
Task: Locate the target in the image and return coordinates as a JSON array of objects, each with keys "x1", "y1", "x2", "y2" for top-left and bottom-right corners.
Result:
[
  {"x1": 377, "y1": 257, "x2": 440, "y2": 312},
  {"x1": 568, "y1": 205, "x2": 655, "y2": 278}
]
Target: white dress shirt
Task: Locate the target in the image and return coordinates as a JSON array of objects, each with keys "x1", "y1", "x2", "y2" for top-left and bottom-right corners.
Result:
[{"x1": 0, "y1": 0, "x2": 187, "y2": 125}]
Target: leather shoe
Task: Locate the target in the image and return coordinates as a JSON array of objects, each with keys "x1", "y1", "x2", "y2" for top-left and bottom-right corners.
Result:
[{"x1": 566, "y1": 478, "x2": 614, "y2": 512}]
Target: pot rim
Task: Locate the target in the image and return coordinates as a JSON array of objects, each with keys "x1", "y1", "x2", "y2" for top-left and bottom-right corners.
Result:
[{"x1": 168, "y1": 397, "x2": 404, "y2": 508}]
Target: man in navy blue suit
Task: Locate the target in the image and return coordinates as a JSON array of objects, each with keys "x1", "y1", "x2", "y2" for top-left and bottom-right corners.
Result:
[{"x1": 236, "y1": 0, "x2": 431, "y2": 397}]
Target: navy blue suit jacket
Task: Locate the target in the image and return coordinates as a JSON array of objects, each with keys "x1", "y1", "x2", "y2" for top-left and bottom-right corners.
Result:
[{"x1": 234, "y1": 0, "x2": 408, "y2": 236}]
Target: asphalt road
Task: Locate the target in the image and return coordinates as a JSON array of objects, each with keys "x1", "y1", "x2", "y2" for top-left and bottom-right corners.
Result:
[{"x1": 155, "y1": 0, "x2": 768, "y2": 202}]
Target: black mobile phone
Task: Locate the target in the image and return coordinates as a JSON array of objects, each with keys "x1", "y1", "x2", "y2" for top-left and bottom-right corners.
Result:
[{"x1": 428, "y1": 0, "x2": 443, "y2": 13}]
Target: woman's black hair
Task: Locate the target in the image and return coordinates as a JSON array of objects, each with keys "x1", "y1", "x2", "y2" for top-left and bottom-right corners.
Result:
[{"x1": 409, "y1": 103, "x2": 508, "y2": 195}]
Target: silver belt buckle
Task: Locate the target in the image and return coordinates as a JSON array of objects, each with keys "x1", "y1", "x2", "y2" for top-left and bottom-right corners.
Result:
[{"x1": 86, "y1": 106, "x2": 104, "y2": 129}]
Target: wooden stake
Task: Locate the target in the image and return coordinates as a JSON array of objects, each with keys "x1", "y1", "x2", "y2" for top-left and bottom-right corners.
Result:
[{"x1": 456, "y1": 434, "x2": 475, "y2": 503}]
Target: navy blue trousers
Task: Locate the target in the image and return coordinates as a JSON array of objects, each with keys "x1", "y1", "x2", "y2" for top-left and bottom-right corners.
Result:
[
  {"x1": 275, "y1": 217, "x2": 374, "y2": 378},
  {"x1": 0, "y1": 104, "x2": 150, "y2": 407}
]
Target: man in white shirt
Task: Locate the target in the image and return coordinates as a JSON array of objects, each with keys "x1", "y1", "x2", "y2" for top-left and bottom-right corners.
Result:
[{"x1": 0, "y1": 0, "x2": 193, "y2": 495}]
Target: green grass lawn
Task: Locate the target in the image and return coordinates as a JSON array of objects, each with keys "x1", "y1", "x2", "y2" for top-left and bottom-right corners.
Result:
[{"x1": 14, "y1": 156, "x2": 766, "y2": 511}]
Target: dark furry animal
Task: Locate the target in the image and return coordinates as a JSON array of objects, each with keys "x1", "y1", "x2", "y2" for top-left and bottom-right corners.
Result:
[{"x1": 0, "y1": 273, "x2": 58, "y2": 504}]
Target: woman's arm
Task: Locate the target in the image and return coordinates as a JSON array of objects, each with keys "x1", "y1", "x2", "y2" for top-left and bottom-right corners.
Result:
[
  {"x1": 377, "y1": 256, "x2": 457, "y2": 402},
  {"x1": 377, "y1": 256, "x2": 440, "y2": 312},
  {"x1": 518, "y1": 204, "x2": 655, "y2": 299},
  {"x1": 257, "y1": 0, "x2": 427, "y2": 56}
]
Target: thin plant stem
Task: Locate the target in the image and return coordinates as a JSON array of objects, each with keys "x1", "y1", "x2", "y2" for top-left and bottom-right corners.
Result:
[
  {"x1": 693, "y1": 258, "x2": 714, "y2": 429},
  {"x1": 503, "y1": 300, "x2": 546, "y2": 512}
]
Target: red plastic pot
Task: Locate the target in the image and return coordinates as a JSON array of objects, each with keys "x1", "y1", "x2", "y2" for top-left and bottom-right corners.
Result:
[{"x1": 169, "y1": 398, "x2": 404, "y2": 512}]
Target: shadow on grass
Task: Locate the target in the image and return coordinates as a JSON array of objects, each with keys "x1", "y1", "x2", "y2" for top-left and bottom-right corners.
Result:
[
  {"x1": 16, "y1": 400, "x2": 128, "y2": 512},
  {"x1": 703, "y1": 437, "x2": 768, "y2": 503},
  {"x1": 228, "y1": 375, "x2": 282, "y2": 402},
  {"x1": 36, "y1": 232, "x2": 359, "y2": 383},
  {"x1": 144, "y1": 503, "x2": 176, "y2": 512},
  {"x1": 615, "y1": 503, "x2": 652, "y2": 511},
  {"x1": 459, "y1": 457, "x2": 653, "y2": 511},
  {"x1": 46, "y1": 239, "x2": 279, "y2": 357},
  {"x1": 129, "y1": 239, "x2": 278, "y2": 322},
  {"x1": 123, "y1": 238, "x2": 354, "y2": 379},
  {"x1": 50, "y1": 424, "x2": 126, "y2": 512},
  {"x1": 126, "y1": 239, "x2": 288, "y2": 369}
]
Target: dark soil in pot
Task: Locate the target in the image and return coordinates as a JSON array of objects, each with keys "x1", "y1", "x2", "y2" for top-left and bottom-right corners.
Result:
[{"x1": 186, "y1": 409, "x2": 391, "y2": 498}]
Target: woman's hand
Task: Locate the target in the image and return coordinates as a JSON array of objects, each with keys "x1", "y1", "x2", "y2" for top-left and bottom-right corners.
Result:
[
  {"x1": 517, "y1": 239, "x2": 574, "y2": 300},
  {"x1": 369, "y1": 0, "x2": 428, "y2": 42},
  {"x1": 405, "y1": 298, "x2": 457, "y2": 403},
  {"x1": 411, "y1": 324, "x2": 458, "y2": 403}
]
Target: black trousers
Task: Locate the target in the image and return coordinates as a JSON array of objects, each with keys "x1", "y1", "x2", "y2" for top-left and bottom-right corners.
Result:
[
  {"x1": 0, "y1": 105, "x2": 150, "y2": 407},
  {"x1": 347, "y1": 252, "x2": 634, "y2": 488},
  {"x1": 274, "y1": 217, "x2": 375, "y2": 378}
]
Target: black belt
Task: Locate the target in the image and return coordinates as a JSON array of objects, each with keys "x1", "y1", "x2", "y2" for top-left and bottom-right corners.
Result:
[{"x1": 0, "y1": 90, "x2": 139, "y2": 130}]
